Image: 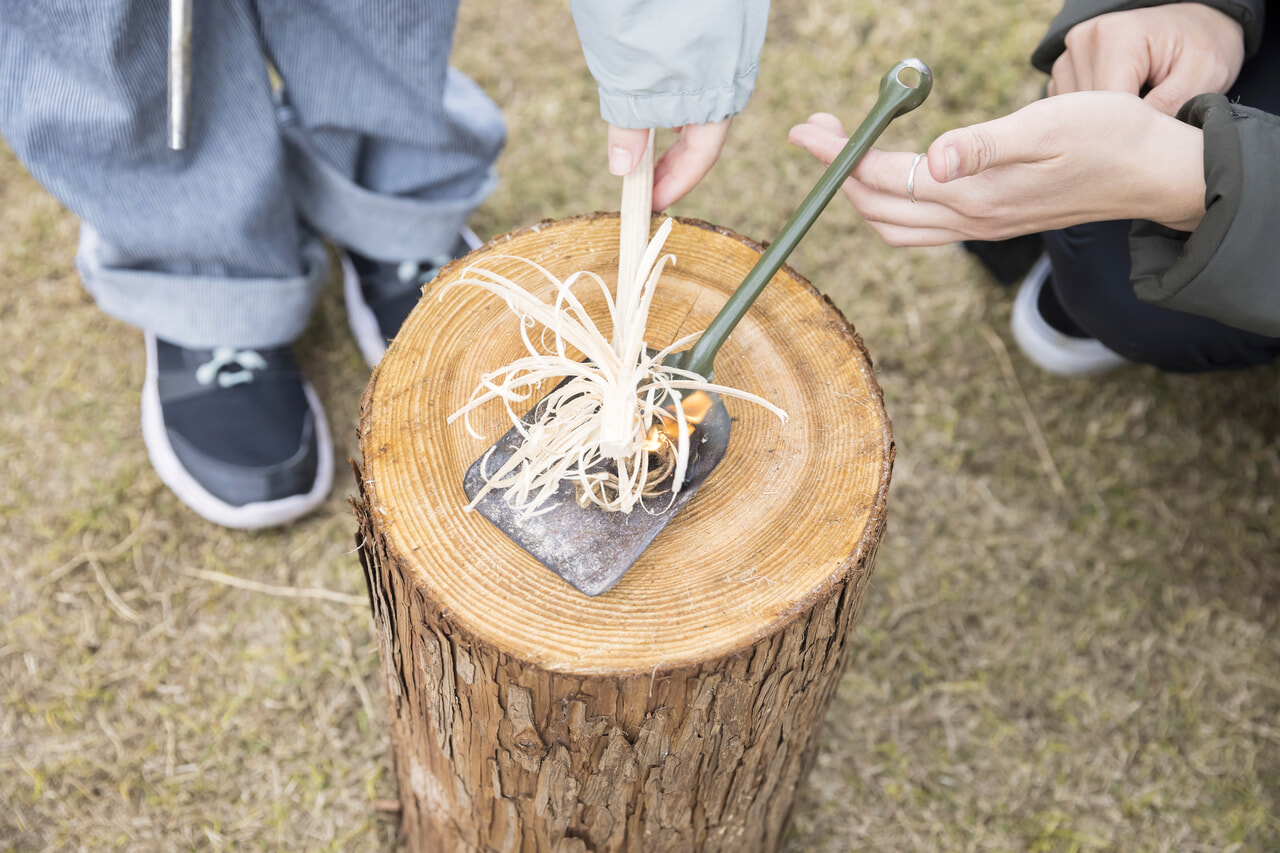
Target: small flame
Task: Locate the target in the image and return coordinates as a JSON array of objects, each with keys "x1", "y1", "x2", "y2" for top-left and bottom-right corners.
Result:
[{"x1": 643, "y1": 390, "x2": 713, "y2": 452}]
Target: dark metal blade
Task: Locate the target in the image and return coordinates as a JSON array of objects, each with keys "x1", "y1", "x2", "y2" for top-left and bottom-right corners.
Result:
[{"x1": 462, "y1": 390, "x2": 731, "y2": 596}]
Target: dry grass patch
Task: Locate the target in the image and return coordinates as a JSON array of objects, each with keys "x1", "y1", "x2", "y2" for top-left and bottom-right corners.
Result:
[{"x1": 3, "y1": 0, "x2": 1279, "y2": 850}]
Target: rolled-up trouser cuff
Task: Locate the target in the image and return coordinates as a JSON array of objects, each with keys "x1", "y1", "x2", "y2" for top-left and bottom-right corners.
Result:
[
  {"x1": 76, "y1": 225, "x2": 331, "y2": 349},
  {"x1": 280, "y1": 117, "x2": 498, "y2": 264}
]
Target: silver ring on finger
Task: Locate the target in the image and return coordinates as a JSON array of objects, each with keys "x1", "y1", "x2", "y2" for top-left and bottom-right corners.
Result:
[{"x1": 907, "y1": 152, "x2": 925, "y2": 204}]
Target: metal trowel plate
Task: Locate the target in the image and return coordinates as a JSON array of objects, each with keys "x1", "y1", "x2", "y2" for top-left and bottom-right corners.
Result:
[{"x1": 462, "y1": 391, "x2": 731, "y2": 596}]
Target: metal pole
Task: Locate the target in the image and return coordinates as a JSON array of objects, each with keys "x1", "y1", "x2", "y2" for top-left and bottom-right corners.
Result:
[{"x1": 167, "y1": 0, "x2": 193, "y2": 150}]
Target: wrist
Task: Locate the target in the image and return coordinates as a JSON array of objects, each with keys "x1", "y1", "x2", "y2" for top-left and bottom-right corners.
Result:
[{"x1": 1143, "y1": 118, "x2": 1207, "y2": 232}]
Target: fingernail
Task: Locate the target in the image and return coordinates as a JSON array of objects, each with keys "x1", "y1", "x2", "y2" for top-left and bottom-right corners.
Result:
[
  {"x1": 609, "y1": 146, "x2": 634, "y2": 176},
  {"x1": 943, "y1": 145, "x2": 960, "y2": 181}
]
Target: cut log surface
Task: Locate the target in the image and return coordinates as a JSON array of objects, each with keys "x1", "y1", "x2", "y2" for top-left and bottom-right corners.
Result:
[{"x1": 353, "y1": 214, "x2": 894, "y2": 853}]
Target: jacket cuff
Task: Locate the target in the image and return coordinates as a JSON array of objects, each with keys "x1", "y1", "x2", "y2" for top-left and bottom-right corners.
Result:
[
  {"x1": 569, "y1": 0, "x2": 768, "y2": 129},
  {"x1": 1031, "y1": 0, "x2": 1265, "y2": 73},
  {"x1": 594, "y1": 70, "x2": 759, "y2": 129},
  {"x1": 1129, "y1": 94, "x2": 1280, "y2": 337}
]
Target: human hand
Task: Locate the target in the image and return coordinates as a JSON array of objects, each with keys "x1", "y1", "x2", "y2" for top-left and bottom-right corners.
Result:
[
  {"x1": 1049, "y1": 4, "x2": 1244, "y2": 115},
  {"x1": 787, "y1": 91, "x2": 1206, "y2": 246},
  {"x1": 608, "y1": 119, "x2": 731, "y2": 211}
]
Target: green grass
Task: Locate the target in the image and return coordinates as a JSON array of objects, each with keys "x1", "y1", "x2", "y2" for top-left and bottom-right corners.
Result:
[{"x1": 3, "y1": 0, "x2": 1279, "y2": 849}]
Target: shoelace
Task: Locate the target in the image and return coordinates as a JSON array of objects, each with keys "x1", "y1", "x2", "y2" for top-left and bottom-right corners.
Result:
[
  {"x1": 396, "y1": 254, "x2": 454, "y2": 286},
  {"x1": 196, "y1": 348, "x2": 268, "y2": 388}
]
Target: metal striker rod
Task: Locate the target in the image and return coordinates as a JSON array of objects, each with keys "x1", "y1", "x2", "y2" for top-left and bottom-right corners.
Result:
[
  {"x1": 676, "y1": 59, "x2": 932, "y2": 381},
  {"x1": 168, "y1": 0, "x2": 193, "y2": 150}
]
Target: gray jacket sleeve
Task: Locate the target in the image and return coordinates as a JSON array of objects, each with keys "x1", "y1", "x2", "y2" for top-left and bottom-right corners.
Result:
[
  {"x1": 568, "y1": 0, "x2": 769, "y2": 129},
  {"x1": 1129, "y1": 94, "x2": 1280, "y2": 337},
  {"x1": 1030, "y1": 0, "x2": 1267, "y2": 72}
]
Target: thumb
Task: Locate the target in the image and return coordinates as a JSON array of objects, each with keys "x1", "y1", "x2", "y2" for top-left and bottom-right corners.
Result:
[
  {"x1": 927, "y1": 124, "x2": 1003, "y2": 183},
  {"x1": 607, "y1": 125, "x2": 651, "y2": 176},
  {"x1": 927, "y1": 104, "x2": 1055, "y2": 182},
  {"x1": 1142, "y1": 71, "x2": 1198, "y2": 117}
]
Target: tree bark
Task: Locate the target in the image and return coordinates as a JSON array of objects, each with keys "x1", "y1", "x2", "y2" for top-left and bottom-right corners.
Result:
[{"x1": 352, "y1": 214, "x2": 894, "y2": 853}]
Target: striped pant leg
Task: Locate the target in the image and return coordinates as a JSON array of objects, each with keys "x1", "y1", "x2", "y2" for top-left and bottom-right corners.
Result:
[
  {"x1": 258, "y1": 0, "x2": 507, "y2": 263},
  {"x1": 0, "y1": 0, "x2": 327, "y2": 349}
]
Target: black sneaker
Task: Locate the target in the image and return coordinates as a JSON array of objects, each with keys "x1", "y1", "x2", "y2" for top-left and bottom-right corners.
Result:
[
  {"x1": 141, "y1": 332, "x2": 333, "y2": 528},
  {"x1": 342, "y1": 226, "x2": 482, "y2": 367}
]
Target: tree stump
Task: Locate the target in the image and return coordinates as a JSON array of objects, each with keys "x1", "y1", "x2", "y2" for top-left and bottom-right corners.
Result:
[{"x1": 352, "y1": 214, "x2": 894, "y2": 853}]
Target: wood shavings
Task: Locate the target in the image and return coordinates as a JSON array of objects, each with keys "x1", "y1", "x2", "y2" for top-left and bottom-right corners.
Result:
[{"x1": 443, "y1": 218, "x2": 786, "y2": 517}]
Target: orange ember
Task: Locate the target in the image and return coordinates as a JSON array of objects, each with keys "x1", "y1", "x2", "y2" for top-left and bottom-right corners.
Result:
[{"x1": 643, "y1": 391, "x2": 713, "y2": 452}]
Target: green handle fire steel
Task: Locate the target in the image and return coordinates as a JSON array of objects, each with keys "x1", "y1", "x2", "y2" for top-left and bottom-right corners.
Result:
[{"x1": 675, "y1": 58, "x2": 932, "y2": 380}]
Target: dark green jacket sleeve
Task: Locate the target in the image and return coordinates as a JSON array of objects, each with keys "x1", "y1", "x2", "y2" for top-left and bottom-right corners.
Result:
[
  {"x1": 1128, "y1": 94, "x2": 1280, "y2": 337},
  {"x1": 1030, "y1": 0, "x2": 1267, "y2": 72}
]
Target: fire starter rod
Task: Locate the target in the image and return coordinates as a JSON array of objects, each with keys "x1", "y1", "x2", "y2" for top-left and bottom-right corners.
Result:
[
  {"x1": 673, "y1": 58, "x2": 932, "y2": 380},
  {"x1": 168, "y1": 0, "x2": 193, "y2": 150}
]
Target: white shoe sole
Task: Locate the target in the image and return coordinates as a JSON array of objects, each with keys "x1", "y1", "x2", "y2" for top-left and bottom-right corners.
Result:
[
  {"x1": 343, "y1": 226, "x2": 482, "y2": 368},
  {"x1": 141, "y1": 333, "x2": 334, "y2": 529},
  {"x1": 1010, "y1": 254, "x2": 1128, "y2": 377}
]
